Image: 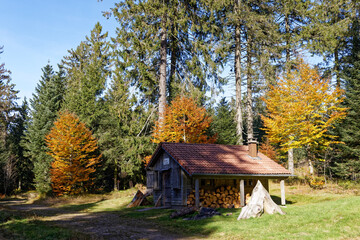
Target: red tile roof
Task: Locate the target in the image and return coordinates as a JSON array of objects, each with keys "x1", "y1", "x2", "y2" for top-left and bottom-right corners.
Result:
[{"x1": 148, "y1": 142, "x2": 291, "y2": 176}]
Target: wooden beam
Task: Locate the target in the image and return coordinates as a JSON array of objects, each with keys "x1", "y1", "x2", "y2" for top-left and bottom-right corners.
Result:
[
  {"x1": 195, "y1": 178, "x2": 199, "y2": 208},
  {"x1": 240, "y1": 179, "x2": 245, "y2": 207},
  {"x1": 280, "y1": 179, "x2": 286, "y2": 206}
]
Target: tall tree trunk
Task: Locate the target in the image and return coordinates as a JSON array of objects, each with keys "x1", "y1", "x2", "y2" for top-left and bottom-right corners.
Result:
[
  {"x1": 285, "y1": 14, "x2": 291, "y2": 70},
  {"x1": 235, "y1": 0, "x2": 243, "y2": 145},
  {"x1": 114, "y1": 161, "x2": 118, "y2": 191},
  {"x1": 169, "y1": 24, "x2": 177, "y2": 102},
  {"x1": 285, "y1": 14, "x2": 294, "y2": 174},
  {"x1": 334, "y1": 46, "x2": 340, "y2": 88},
  {"x1": 288, "y1": 148, "x2": 294, "y2": 175},
  {"x1": 159, "y1": 17, "x2": 167, "y2": 124},
  {"x1": 246, "y1": 32, "x2": 253, "y2": 140},
  {"x1": 308, "y1": 159, "x2": 314, "y2": 175}
]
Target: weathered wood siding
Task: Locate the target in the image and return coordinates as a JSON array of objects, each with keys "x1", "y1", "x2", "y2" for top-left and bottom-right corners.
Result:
[
  {"x1": 146, "y1": 151, "x2": 190, "y2": 207},
  {"x1": 147, "y1": 148, "x2": 272, "y2": 208}
]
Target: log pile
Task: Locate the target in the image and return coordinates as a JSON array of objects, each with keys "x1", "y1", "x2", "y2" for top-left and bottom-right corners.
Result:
[{"x1": 187, "y1": 185, "x2": 241, "y2": 208}]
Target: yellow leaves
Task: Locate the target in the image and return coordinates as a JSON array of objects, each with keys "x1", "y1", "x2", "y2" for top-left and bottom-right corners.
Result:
[
  {"x1": 262, "y1": 59, "x2": 347, "y2": 153},
  {"x1": 152, "y1": 96, "x2": 216, "y2": 144},
  {"x1": 45, "y1": 111, "x2": 101, "y2": 195}
]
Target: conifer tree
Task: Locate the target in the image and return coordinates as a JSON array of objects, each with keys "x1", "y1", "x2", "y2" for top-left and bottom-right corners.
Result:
[
  {"x1": 23, "y1": 64, "x2": 65, "y2": 194},
  {"x1": 305, "y1": 0, "x2": 353, "y2": 88},
  {"x1": 62, "y1": 22, "x2": 110, "y2": 131},
  {"x1": 98, "y1": 71, "x2": 155, "y2": 190},
  {"x1": 212, "y1": 98, "x2": 237, "y2": 145},
  {"x1": 9, "y1": 99, "x2": 32, "y2": 191},
  {"x1": 0, "y1": 46, "x2": 20, "y2": 194},
  {"x1": 333, "y1": 4, "x2": 360, "y2": 179},
  {"x1": 110, "y1": 0, "x2": 225, "y2": 124}
]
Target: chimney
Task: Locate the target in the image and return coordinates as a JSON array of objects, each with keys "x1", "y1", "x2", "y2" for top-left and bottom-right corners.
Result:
[{"x1": 248, "y1": 138, "x2": 258, "y2": 158}]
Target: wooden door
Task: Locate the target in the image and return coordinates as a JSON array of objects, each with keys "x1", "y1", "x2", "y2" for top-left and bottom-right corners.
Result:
[{"x1": 162, "y1": 170, "x2": 171, "y2": 206}]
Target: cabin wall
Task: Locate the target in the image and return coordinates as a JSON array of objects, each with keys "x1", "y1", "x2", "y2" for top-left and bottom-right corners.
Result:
[
  {"x1": 147, "y1": 151, "x2": 190, "y2": 207},
  {"x1": 147, "y1": 150, "x2": 272, "y2": 208}
]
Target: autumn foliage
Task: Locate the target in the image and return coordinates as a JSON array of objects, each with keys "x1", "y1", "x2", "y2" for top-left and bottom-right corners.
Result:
[
  {"x1": 45, "y1": 112, "x2": 101, "y2": 195},
  {"x1": 261, "y1": 60, "x2": 347, "y2": 153},
  {"x1": 152, "y1": 96, "x2": 216, "y2": 144}
]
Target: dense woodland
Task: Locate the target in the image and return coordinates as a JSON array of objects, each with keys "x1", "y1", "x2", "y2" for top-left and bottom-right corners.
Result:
[{"x1": 0, "y1": 0, "x2": 359, "y2": 195}]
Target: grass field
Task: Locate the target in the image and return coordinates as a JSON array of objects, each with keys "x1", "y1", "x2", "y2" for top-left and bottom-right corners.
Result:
[{"x1": 1, "y1": 182, "x2": 360, "y2": 239}]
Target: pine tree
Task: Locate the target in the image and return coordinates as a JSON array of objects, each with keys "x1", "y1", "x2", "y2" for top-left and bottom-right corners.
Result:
[
  {"x1": 23, "y1": 64, "x2": 65, "y2": 194},
  {"x1": 62, "y1": 22, "x2": 110, "y2": 131},
  {"x1": 212, "y1": 98, "x2": 237, "y2": 145}
]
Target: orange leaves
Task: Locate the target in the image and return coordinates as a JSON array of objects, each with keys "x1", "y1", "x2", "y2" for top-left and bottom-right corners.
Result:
[
  {"x1": 152, "y1": 96, "x2": 216, "y2": 144},
  {"x1": 261, "y1": 60, "x2": 347, "y2": 152},
  {"x1": 45, "y1": 112, "x2": 101, "y2": 195}
]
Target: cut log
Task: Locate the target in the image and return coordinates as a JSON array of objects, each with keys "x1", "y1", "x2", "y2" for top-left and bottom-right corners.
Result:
[
  {"x1": 170, "y1": 206, "x2": 197, "y2": 219},
  {"x1": 237, "y1": 180, "x2": 285, "y2": 220},
  {"x1": 127, "y1": 190, "x2": 145, "y2": 208}
]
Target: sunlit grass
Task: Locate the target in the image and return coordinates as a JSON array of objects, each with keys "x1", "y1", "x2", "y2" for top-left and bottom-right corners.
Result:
[
  {"x1": 0, "y1": 210, "x2": 86, "y2": 240},
  {"x1": 2, "y1": 183, "x2": 360, "y2": 239}
]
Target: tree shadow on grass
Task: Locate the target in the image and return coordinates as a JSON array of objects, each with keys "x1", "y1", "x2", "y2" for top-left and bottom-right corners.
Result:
[
  {"x1": 271, "y1": 195, "x2": 295, "y2": 205},
  {"x1": 0, "y1": 197, "x2": 245, "y2": 239}
]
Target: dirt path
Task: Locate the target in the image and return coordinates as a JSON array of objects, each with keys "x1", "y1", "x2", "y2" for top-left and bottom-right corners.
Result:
[{"x1": 0, "y1": 199, "x2": 194, "y2": 240}]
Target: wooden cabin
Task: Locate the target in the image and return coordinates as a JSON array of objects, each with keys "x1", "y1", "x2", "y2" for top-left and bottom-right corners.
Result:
[{"x1": 146, "y1": 142, "x2": 292, "y2": 208}]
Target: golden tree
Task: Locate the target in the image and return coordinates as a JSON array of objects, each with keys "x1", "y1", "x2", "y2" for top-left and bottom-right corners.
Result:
[
  {"x1": 45, "y1": 112, "x2": 101, "y2": 195},
  {"x1": 152, "y1": 96, "x2": 216, "y2": 144},
  {"x1": 261, "y1": 60, "x2": 347, "y2": 174}
]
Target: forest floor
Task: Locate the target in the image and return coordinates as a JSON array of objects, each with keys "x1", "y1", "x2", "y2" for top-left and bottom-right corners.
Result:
[
  {"x1": 0, "y1": 190, "x2": 188, "y2": 240},
  {"x1": 1, "y1": 182, "x2": 360, "y2": 239}
]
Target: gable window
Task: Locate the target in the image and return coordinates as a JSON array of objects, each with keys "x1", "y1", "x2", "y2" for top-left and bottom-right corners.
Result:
[{"x1": 163, "y1": 155, "x2": 170, "y2": 165}]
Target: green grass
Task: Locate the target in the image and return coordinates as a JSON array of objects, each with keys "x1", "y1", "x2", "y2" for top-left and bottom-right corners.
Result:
[
  {"x1": 3, "y1": 184, "x2": 360, "y2": 239},
  {"x1": 0, "y1": 210, "x2": 87, "y2": 240},
  {"x1": 55, "y1": 184, "x2": 360, "y2": 239}
]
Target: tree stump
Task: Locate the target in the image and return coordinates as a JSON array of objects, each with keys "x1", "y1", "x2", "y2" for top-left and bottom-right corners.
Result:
[{"x1": 237, "y1": 180, "x2": 285, "y2": 220}]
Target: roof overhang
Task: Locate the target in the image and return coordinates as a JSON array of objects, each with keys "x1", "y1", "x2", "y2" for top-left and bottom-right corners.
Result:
[{"x1": 191, "y1": 173, "x2": 294, "y2": 179}]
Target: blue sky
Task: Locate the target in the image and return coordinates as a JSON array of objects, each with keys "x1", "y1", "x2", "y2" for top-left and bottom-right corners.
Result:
[{"x1": 0, "y1": 0, "x2": 117, "y2": 102}]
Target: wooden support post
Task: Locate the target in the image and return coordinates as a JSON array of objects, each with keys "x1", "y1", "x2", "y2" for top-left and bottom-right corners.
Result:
[
  {"x1": 240, "y1": 179, "x2": 245, "y2": 207},
  {"x1": 195, "y1": 178, "x2": 199, "y2": 208},
  {"x1": 280, "y1": 179, "x2": 286, "y2": 206}
]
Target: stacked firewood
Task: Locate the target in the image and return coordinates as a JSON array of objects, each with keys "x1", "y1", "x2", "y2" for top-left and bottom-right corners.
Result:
[{"x1": 187, "y1": 186, "x2": 241, "y2": 208}]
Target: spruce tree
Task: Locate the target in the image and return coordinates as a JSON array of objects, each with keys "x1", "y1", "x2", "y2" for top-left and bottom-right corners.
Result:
[
  {"x1": 110, "y1": 0, "x2": 225, "y2": 123},
  {"x1": 62, "y1": 22, "x2": 110, "y2": 131},
  {"x1": 333, "y1": 4, "x2": 360, "y2": 180},
  {"x1": 98, "y1": 72, "x2": 155, "y2": 190},
  {"x1": 9, "y1": 99, "x2": 32, "y2": 191},
  {"x1": 305, "y1": 0, "x2": 353, "y2": 88},
  {"x1": 212, "y1": 98, "x2": 237, "y2": 145},
  {"x1": 23, "y1": 64, "x2": 65, "y2": 194}
]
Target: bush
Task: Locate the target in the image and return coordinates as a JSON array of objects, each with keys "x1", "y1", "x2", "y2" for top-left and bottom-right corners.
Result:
[{"x1": 305, "y1": 176, "x2": 325, "y2": 189}]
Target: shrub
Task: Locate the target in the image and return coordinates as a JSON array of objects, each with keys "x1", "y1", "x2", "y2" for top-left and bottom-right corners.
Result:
[{"x1": 305, "y1": 175, "x2": 325, "y2": 189}]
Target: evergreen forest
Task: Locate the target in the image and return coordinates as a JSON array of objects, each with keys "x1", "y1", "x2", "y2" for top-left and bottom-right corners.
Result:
[{"x1": 1, "y1": 0, "x2": 360, "y2": 196}]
